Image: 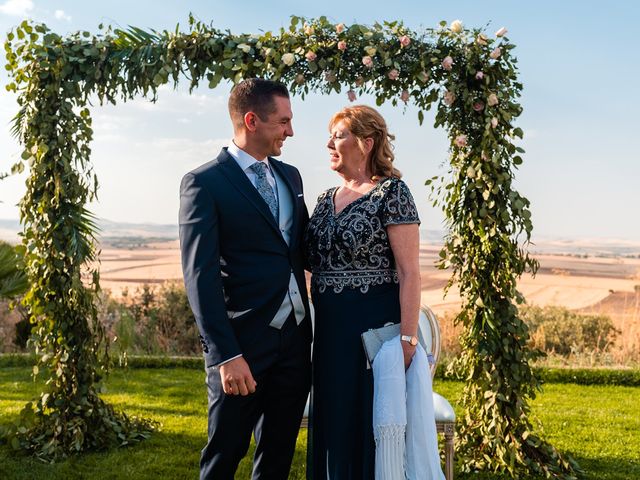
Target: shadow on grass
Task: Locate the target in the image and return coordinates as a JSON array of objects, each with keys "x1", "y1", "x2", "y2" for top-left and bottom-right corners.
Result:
[{"x1": 0, "y1": 423, "x2": 309, "y2": 480}]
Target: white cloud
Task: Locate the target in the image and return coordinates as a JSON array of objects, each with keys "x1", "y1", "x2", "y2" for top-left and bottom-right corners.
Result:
[
  {"x1": 0, "y1": 0, "x2": 33, "y2": 16},
  {"x1": 54, "y1": 9, "x2": 71, "y2": 22}
]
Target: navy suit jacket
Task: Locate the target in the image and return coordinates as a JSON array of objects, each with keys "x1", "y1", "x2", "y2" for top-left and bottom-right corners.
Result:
[{"x1": 179, "y1": 148, "x2": 311, "y2": 368}]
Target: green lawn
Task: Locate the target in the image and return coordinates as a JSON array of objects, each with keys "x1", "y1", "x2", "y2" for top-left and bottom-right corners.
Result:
[{"x1": 0, "y1": 367, "x2": 638, "y2": 479}]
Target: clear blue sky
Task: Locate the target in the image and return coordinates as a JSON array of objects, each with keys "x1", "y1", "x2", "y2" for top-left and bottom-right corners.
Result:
[{"x1": 1, "y1": 0, "x2": 638, "y2": 240}]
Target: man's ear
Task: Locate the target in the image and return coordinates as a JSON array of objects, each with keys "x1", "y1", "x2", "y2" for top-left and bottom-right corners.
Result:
[{"x1": 244, "y1": 112, "x2": 258, "y2": 132}]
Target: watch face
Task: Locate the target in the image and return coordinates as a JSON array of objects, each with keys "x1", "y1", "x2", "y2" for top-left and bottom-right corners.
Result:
[{"x1": 410, "y1": 336, "x2": 418, "y2": 346}]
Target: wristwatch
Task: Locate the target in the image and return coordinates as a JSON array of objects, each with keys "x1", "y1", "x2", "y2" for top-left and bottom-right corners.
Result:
[{"x1": 400, "y1": 334, "x2": 418, "y2": 346}]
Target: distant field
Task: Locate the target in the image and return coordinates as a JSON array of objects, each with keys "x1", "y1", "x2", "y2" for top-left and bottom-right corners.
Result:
[{"x1": 96, "y1": 240, "x2": 640, "y2": 361}]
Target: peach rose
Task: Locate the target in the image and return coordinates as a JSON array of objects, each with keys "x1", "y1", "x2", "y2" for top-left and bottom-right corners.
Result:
[
  {"x1": 442, "y1": 56, "x2": 454, "y2": 71},
  {"x1": 487, "y1": 93, "x2": 499, "y2": 106},
  {"x1": 490, "y1": 47, "x2": 502, "y2": 60},
  {"x1": 455, "y1": 134, "x2": 468, "y2": 147},
  {"x1": 491, "y1": 117, "x2": 498, "y2": 128},
  {"x1": 295, "y1": 74, "x2": 305, "y2": 85},
  {"x1": 444, "y1": 90, "x2": 456, "y2": 106},
  {"x1": 304, "y1": 24, "x2": 315, "y2": 36},
  {"x1": 305, "y1": 51, "x2": 317, "y2": 62},
  {"x1": 336, "y1": 23, "x2": 345, "y2": 34},
  {"x1": 362, "y1": 55, "x2": 374, "y2": 68},
  {"x1": 337, "y1": 40, "x2": 347, "y2": 51},
  {"x1": 476, "y1": 34, "x2": 488, "y2": 46}
]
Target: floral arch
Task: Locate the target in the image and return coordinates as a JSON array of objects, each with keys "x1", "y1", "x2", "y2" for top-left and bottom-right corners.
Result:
[{"x1": 3, "y1": 15, "x2": 577, "y2": 477}]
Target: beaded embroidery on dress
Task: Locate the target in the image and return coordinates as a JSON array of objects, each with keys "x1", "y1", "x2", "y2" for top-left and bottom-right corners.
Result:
[{"x1": 305, "y1": 177, "x2": 420, "y2": 294}]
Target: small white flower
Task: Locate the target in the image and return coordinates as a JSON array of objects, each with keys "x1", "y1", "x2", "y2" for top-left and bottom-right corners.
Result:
[
  {"x1": 282, "y1": 53, "x2": 295, "y2": 66},
  {"x1": 450, "y1": 20, "x2": 463, "y2": 34}
]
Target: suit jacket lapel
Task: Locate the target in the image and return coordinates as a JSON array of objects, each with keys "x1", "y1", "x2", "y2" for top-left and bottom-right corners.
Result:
[
  {"x1": 216, "y1": 149, "x2": 286, "y2": 243},
  {"x1": 269, "y1": 158, "x2": 300, "y2": 251}
]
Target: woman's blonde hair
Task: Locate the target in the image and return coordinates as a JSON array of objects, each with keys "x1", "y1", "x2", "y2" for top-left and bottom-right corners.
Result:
[{"x1": 329, "y1": 105, "x2": 401, "y2": 179}]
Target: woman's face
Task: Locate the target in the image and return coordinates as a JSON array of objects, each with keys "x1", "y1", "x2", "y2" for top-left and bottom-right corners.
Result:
[{"x1": 327, "y1": 120, "x2": 364, "y2": 174}]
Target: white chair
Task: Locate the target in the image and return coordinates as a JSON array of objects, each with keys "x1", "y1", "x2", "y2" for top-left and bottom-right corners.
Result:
[
  {"x1": 420, "y1": 305, "x2": 456, "y2": 480},
  {"x1": 301, "y1": 306, "x2": 456, "y2": 480}
]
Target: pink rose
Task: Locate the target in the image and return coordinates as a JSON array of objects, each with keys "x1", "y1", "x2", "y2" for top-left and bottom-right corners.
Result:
[
  {"x1": 442, "y1": 56, "x2": 454, "y2": 71},
  {"x1": 362, "y1": 55, "x2": 374, "y2": 68},
  {"x1": 490, "y1": 47, "x2": 502, "y2": 60},
  {"x1": 475, "y1": 71, "x2": 484, "y2": 80},
  {"x1": 473, "y1": 101, "x2": 485, "y2": 112},
  {"x1": 454, "y1": 134, "x2": 468, "y2": 148},
  {"x1": 487, "y1": 93, "x2": 499, "y2": 106},
  {"x1": 476, "y1": 34, "x2": 488, "y2": 46},
  {"x1": 305, "y1": 51, "x2": 317, "y2": 62},
  {"x1": 400, "y1": 90, "x2": 410, "y2": 103},
  {"x1": 337, "y1": 40, "x2": 347, "y2": 51},
  {"x1": 388, "y1": 69, "x2": 399, "y2": 80},
  {"x1": 336, "y1": 23, "x2": 345, "y2": 34},
  {"x1": 491, "y1": 117, "x2": 498, "y2": 128},
  {"x1": 399, "y1": 35, "x2": 411, "y2": 47},
  {"x1": 347, "y1": 90, "x2": 357, "y2": 102},
  {"x1": 443, "y1": 90, "x2": 456, "y2": 106},
  {"x1": 495, "y1": 27, "x2": 508, "y2": 37}
]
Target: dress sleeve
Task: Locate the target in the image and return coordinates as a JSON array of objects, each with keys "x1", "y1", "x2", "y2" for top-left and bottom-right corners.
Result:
[{"x1": 381, "y1": 179, "x2": 421, "y2": 227}]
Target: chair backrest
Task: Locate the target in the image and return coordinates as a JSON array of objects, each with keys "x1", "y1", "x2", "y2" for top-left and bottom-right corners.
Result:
[{"x1": 418, "y1": 305, "x2": 441, "y2": 378}]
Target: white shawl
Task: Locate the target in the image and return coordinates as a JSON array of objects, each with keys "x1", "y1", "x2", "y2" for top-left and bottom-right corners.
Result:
[{"x1": 372, "y1": 336, "x2": 445, "y2": 480}]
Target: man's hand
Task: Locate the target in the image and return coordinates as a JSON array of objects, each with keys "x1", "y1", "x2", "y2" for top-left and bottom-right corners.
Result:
[
  {"x1": 219, "y1": 357, "x2": 257, "y2": 396},
  {"x1": 401, "y1": 341, "x2": 416, "y2": 370}
]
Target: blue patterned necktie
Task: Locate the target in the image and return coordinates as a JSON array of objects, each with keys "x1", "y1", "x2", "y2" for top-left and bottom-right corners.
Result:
[{"x1": 250, "y1": 161, "x2": 279, "y2": 221}]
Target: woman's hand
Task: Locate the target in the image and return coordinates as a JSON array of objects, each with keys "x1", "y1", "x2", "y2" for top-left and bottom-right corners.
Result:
[{"x1": 402, "y1": 341, "x2": 417, "y2": 369}]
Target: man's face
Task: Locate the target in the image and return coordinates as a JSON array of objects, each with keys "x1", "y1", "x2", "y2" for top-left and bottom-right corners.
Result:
[{"x1": 254, "y1": 96, "x2": 294, "y2": 158}]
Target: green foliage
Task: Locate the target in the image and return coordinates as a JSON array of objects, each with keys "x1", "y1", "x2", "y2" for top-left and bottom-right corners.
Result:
[
  {"x1": 0, "y1": 241, "x2": 28, "y2": 300},
  {"x1": 522, "y1": 305, "x2": 619, "y2": 357},
  {"x1": 2, "y1": 15, "x2": 576, "y2": 475},
  {"x1": 108, "y1": 283, "x2": 199, "y2": 359}
]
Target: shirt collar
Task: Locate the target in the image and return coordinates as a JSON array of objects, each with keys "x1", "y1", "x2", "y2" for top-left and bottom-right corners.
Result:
[{"x1": 227, "y1": 141, "x2": 270, "y2": 172}]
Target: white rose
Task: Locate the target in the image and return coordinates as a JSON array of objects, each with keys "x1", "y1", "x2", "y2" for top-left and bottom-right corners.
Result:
[
  {"x1": 450, "y1": 20, "x2": 463, "y2": 34},
  {"x1": 282, "y1": 53, "x2": 295, "y2": 66}
]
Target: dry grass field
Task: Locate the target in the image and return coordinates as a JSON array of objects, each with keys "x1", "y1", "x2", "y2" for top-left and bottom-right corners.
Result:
[{"x1": 97, "y1": 240, "x2": 640, "y2": 362}]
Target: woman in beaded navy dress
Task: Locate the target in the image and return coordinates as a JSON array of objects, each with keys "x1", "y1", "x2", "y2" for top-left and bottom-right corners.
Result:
[{"x1": 305, "y1": 105, "x2": 422, "y2": 479}]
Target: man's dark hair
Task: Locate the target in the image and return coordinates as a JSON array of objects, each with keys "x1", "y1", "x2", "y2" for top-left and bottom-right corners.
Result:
[{"x1": 228, "y1": 78, "x2": 290, "y2": 128}]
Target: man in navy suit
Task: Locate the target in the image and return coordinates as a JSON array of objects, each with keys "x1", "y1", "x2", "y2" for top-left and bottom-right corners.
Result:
[{"x1": 179, "y1": 79, "x2": 312, "y2": 480}]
